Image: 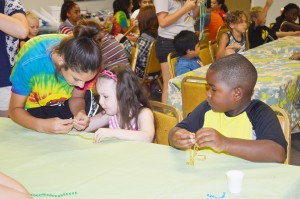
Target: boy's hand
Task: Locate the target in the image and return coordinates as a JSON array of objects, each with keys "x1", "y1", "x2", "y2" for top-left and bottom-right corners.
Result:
[
  {"x1": 195, "y1": 128, "x2": 229, "y2": 152},
  {"x1": 73, "y1": 111, "x2": 90, "y2": 131},
  {"x1": 41, "y1": 118, "x2": 74, "y2": 134},
  {"x1": 170, "y1": 128, "x2": 195, "y2": 150}
]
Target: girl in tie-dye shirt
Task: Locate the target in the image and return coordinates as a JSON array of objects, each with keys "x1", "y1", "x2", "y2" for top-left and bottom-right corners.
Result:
[{"x1": 9, "y1": 20, "x2": 103, "y2": 134}]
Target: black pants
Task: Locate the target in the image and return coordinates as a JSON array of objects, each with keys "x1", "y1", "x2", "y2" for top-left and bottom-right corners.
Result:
[{"x1": 27, "y1": 90, "x2": 98, "y2": 119}]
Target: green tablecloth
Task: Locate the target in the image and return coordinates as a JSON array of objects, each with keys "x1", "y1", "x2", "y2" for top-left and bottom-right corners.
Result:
[
  {"x1": 1, "y1": 118, "x2": 300, "y2": 199},
  {"x1": 167, "y1": 36, "x2": 300, "y2": 127}
]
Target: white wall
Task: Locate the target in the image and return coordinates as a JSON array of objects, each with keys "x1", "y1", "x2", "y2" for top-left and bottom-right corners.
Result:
[
  {"x1": 251, "y1": 1, "x2": 299, "y2": 25},
  {"x1": 21, "y1": 0, "x2": 113, "y2": 14}
]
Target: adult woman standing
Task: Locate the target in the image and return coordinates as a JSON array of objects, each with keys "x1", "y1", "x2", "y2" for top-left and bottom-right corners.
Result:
[{"x1": 153, "y1": 0, "x2": 199, "y2": 103}]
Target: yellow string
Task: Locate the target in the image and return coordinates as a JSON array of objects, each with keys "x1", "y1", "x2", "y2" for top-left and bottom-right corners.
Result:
[{"x1": 64, "y1": 133, "x2": 96, "y2": 143}]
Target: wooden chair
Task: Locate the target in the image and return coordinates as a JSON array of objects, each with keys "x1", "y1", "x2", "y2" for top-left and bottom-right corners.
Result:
[
  {"x1": 208, "y1": 40, "x2": 218, "y2": 62},
  {"x1": 167, "y1": 51, "x2": 179, "y2": 78},
  {"x1": 140, "y1": 40, "x2": 163, "y2": 89},
  {"x1": 216, "y1": 25, "x2": 229, "y2": 45},
  {"x1": 150, "y1": 100, "x2": 183, "y2": 145},
  {"x1": 130, "y1": 43, "x2": 138, "y2": 71},
  {"x1": 271, "y1": 106, "x2": 292, "y2": 164},
  {"x1": 181, "y1": 76, "x2": 208, "y2": 118},
  {"x1": 199, "y1": 44, "x2": 213, "y2": 66},
  {"x1": 199, "y1": 29, "x2": 210, "y2": 46}
]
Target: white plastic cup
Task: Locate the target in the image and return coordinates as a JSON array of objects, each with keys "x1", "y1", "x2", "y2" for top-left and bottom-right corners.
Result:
[{"x1": 226, "y1": 170, "x2": 244, "y2": 194}]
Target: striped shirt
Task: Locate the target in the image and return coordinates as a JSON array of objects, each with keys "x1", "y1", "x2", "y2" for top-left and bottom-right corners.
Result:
[
  {"x1": 108, "y1": 115, "x2": 138, "y2": 130},
  {"x1": 101, "y1": 34, "x2": 130, "y2": 68}
]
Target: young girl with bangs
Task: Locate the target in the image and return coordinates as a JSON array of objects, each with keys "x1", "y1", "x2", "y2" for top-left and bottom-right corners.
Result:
[{"x1": 86, "y1": 65, "x2": 155, "y2": 143}]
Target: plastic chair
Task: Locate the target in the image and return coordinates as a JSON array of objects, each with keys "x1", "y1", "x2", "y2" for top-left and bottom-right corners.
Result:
[
  {"x1": 167, "y1": 51, "x2": 179, "y2": 78},
  {"x1": 150, "y1": 100, "x2": 183, "y2": 145},
  {"x1": 141, "y1": 40, "x2": 163, "y2": 89},
  {"x1": 181, "y1": 76, "x2": 208, "y2": 118},
  {"x1": 199, "y1": 29, "x2": 211, "y2": 46},
  {"x1": 216, "y1": 25, "x2": 229, "y2": 45},
  {"x1": 130, "y1": 43, "x2": 138, "y2": 71},
  {"x1": 199, "y1": 44, "x2": 213, "y2": 66},
  {"x1": 271, "y1": 106, "x2": 292, "y2": 164},
  {"x1": 208, "y1": 40, "x2": 218, "y2": 62}
]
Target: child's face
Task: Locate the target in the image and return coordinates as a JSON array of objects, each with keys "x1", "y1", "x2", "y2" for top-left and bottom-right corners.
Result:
[
  {"x1": 211, "y1": 0, "x2": 221, "y2": 11},
  {"x1": 61, "y1": 68, "x2": 97, "y2": 89},
  {"x1": 285, "y1": 8, "x2": 299, "y2": 22},
  {"x1": 230, "y1": 15, "x2": 248, "y2": 33},
  {"x1": 27, "y1": 17, "x2": 39, "y2": 37},
  {"x1": 187, "y1": 43, "x2": 200, "y2": 58},
  {"x1": 206, "y1": 69, "x2": 236, "y2": 113},
  {"x1": 67, "y1": 5, "x2": 81, "y2": 24},
  {"x1": 97, "y1": 78, "x2": 118, "y2": 116},
  {"x1": 139, "y1": 0, "x2": 152, "y2": 7}
]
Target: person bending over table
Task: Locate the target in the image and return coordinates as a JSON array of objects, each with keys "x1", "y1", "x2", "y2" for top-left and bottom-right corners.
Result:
[
  {"x1": 9, "y1": 20, "x2": 103, "y2": 134},
  {"x1": 169, "y1": 54, "x2": 287, "y2": 163}
]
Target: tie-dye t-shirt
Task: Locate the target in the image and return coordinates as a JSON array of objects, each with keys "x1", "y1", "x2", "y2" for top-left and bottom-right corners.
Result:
[
  {"x1": 10, "y1": 34, "x2": 74, "y2": 109},
  {"x1": 110, "y1": 11, "x2": 130, "y2": 36}
]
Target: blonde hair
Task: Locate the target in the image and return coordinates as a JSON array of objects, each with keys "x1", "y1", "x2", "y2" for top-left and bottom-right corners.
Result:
[
  {"x1": 250, "y1": 6, "x2": 263, "y2": 20},
  {"x1": 26, "y1": 11, "x2": 39, "y2": 23}
]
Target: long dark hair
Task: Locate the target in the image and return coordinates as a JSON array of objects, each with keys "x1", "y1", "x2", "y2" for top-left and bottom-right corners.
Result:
[
  {"x1": 53, "y1": 19, "x2": 102, "y2": 74},
  {"x1": 137, "y1": 5, "x2": 158, "y2": 38},
  {"x1": 272, "y1": 3, "x2": 299, "y2": 32},
  {"x1": 99, "y1": 65, "x2": 152, "y2": 130},
  {"x1": 113, "y1": 0, "x2": 131, "y2": 19},
  {"x1": 216, "y1": 0, "x2": 228, "y2": 13},
  {"x1": 60, "y1": 0, "x2": 77, "y2": 22}
]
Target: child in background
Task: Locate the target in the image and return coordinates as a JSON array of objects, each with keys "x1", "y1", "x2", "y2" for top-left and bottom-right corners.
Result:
[
  {"x1": 153, "y1": 0, "x2": 199, "y2": 104},
  {"x1": 174, "y1": 30, "x2": 203, "y2": 76},
  {"x1": 205, "y1": 0, "x2": 228, "y2": 40},
  {"x1": 216, "y1": 10, "x2": 247, "y2": 60},
  {"x1": 118, "y1": 5, "x2": 158, "y2": 79},
  {"x1": 169, "y1": 54, "x2": 287, "y2": 163},
  {"x1": 86, "y1": 66, "x2": 155, "y2": 143},
  {"x1": 131, "y1": 0, "x2": 152, "y2": 19},
  {"x1": 0, "y1": 172, "x2": 32, "y2": 199},
  {"x1": 272, "y1": 3, "x2": 300, "y2": 32},
  {"x1": 9, "y1": 20, "x2": 103, "y2": 134},
  {"x1": 59, "y1": 0, "x2": 81, "y2": 34},
  {"x1": 20, "y1": 11, "x2": 39, "y2": 48},
  {"x1": 248, "y1": 0, "x2": 277, "y2": 49},
  {"x1": 111, "y1": 0, "x2": 133, "y2": 36}
]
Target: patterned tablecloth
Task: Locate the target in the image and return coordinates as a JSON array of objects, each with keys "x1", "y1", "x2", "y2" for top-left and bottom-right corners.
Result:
[{"x1": 167, "y1": 36, "x2": 300, "y2": 127}]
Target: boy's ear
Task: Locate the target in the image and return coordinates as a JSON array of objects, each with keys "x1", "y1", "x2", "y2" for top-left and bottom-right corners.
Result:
[{"x1": 233, "y1": 87, "x2": 243, "y2": 101}]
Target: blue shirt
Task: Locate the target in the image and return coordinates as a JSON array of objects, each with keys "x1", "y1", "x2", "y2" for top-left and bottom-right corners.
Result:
[{"x1": 175, "y1": 56, "x2": 202, "y2": 76}]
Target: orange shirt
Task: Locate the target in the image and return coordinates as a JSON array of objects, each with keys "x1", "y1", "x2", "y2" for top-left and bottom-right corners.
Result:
[{"x1": 205, "y1": 11, "x2": 225, "y2": 41}]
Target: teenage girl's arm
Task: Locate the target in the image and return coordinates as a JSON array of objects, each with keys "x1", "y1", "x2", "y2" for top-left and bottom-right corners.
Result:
[
  {"x1": 84, "y1": 112, "x2": 110, "y2": 132},
  {"x1": 94, "y1": 108, "x2": 155, "y2": 143},
  {"x1": 0, "y1": 172, "x2": 32, "y2": 199},
  {"x1": 280, "y1": 21, "x2": 300, "y2": 31},
  {"x1": 156, "y1": 0, "x2": 197, "y2": 28},
  {"x1": 0, "y1": 12, "x2": 28, "y2": 39},
  {"x1": 195, "y1": 127, "x2": 286, "y2": 163},
  {"x1": 68, "y1": 89, "x2": 90, "y2": 131},
  {"x1": 276, "y1": 31, "x2": 300, "y2": 38},
  {"x1": 9, "y1": 93, "x2": 74, "y2": 134},
  {"x1": 255, "y1": 0, "x2": 273, "y2": 28}
]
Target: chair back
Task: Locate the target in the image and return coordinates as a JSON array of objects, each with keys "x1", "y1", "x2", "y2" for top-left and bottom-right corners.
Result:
[
  {"x1": 208, "y1": 40, "x2": 218, "y2": 62},
  {"x1": 181, "y1": 76, "x2": 208, "y2": 118},
  {"x1": 141, "y1": 40, "x2": 162, "y2": 88},
  {"x1": 245, "y1": 29, "x2": 250, "y2": 50},
  {"x1": 130, "y1": 43, "x2": 139, "y2": 71},
  {"x1": 216, "y1": 25, "x2": 229, "y2": 45},
  {"x1": 150, "y1": 100, "x2": 183, "y2": 145},
  {"x1": 167, "y1": 51, "x2": 179, "y2": 78},
  {"x1": 199, "y1": 29, "x2": 210, "y2": 46},
  {"x1": 199, "y1": 44, "x2": 213, "y2": 66},
  {"x1": 271, "y1": 106, "x2": 292, "y2": 164}
]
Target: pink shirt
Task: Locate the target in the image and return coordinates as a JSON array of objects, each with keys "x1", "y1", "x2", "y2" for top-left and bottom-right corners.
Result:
[{"x1": 108, "y1": 115, "x2": 138, "y2": 130}]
